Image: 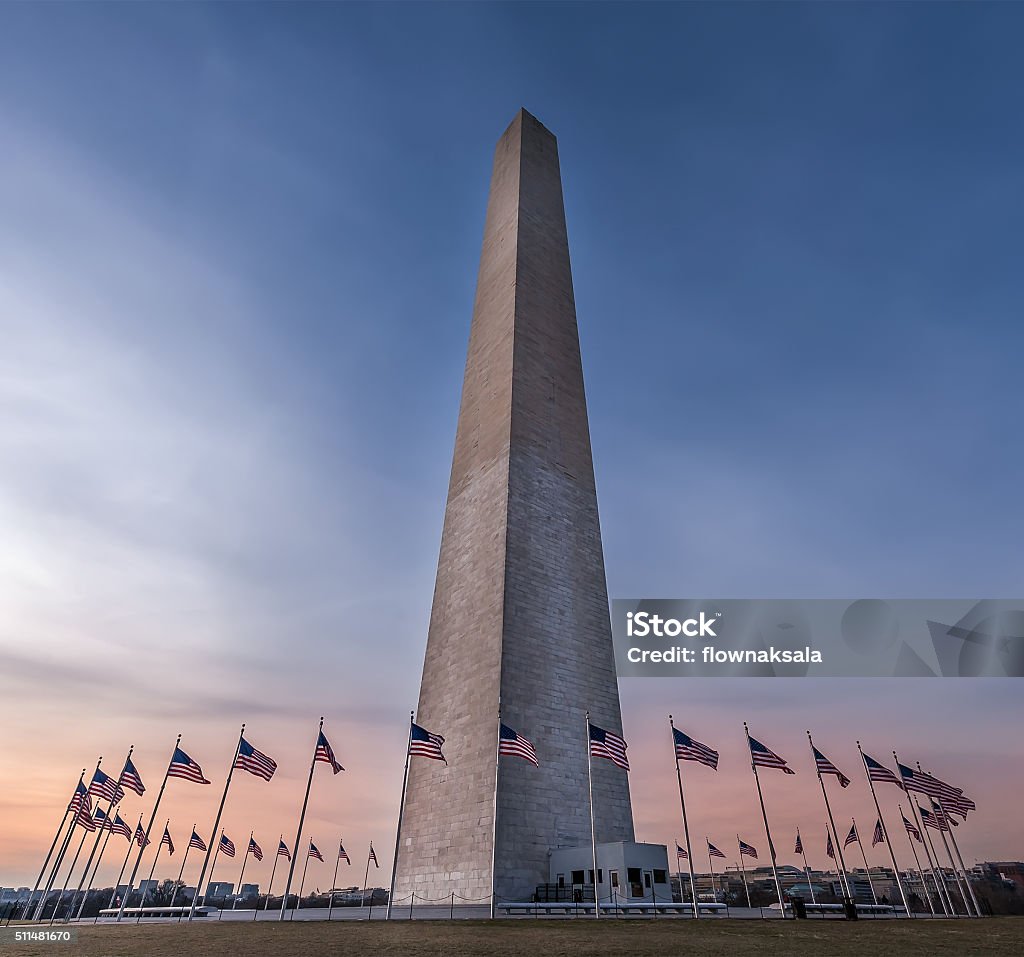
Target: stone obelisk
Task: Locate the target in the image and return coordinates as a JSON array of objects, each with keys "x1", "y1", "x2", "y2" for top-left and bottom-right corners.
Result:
[{"x1": 393, "y1": 109, "x2": 633, "y2": 904}]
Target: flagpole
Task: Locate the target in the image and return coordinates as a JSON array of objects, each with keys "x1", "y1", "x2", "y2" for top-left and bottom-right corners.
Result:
[
  {"x1": 806, "y1": 732, "x2": 853, "y2": 900},
  {"x1": 908, "y1": 790, "x2": 952, "y2": 915},
  {"x1": 49, "y1": 826, "x2": 90, "y2": 924},
  {"x1": 362, "y1": 847, "x2": 374, "y2": 912},
  {"x1": 706, "y1": 839, "x2": 718, "y2": 909},
  {"x1": 28, "y1": 769, "x2": 86, "y2": 922},
  {"x1": 118, "y1": 735, "x2": 181, "y2": 923},
  {"x1": 797, "y1": 829, "x2": 816, "y2": 905},
  {"x1": 105, "y1": 813, "x2": 144, "y2": 916},
  {"x1": 232, "y1": 830, "x2": 253, "y2": 912},
  {"x1": 489, "y1": 698, "x2": 502, "y2": 920},
  {"x1": 189, "y1": 725, "x2": 244, "y2": 922},
  {"x1": 136, "y1": 820, "x2": 168, "y2": 924},
  {"x1": 736, "y1": 839, "x2": 752, "y2": 908},
  {"x1": 916, "y1": 763, "x2": 975, "y2": 917},
  {"x1": 296, "y1": 841, "x2": 312, "y2": 917},
  {"x1": 585, "y1": 711, "x2": 600, "y2": 919},
  {"x1": 386, "y1": 712, "x2": 414, "y2": 921},
  {"x1": 69, "y1": 745, "x2": 135, "y2": 922},
  {"x1": 206, "y1": 830, "x2": 225, "y2": 915},
  {"x1": 327, "y1": 840, "x2": 342, "y2": 921},
  {"x1": 172, "y1": 824, "x2": 194, "y2": 914},
  {"x1": 668, "y1": 716, "x2": 700, "y2": 919},
  {"x1": 856, "y1": 742, "x2": 910, "y2": 916},
  {"x1": 262, "y1": 836, "x2": 283, "y2": 918},
  {"x1": 897, "y1": 802, "x2": 936, "y2": 916},
  {"x1": 933, "y1": 809, "x2": 970, "y2": 916},
  {"x1": 916, "y1": 782, "x2": 969, "y2": 916},
  {"x1": 745, "y1": 723, "x2": 785, "y2": 916},
  {"x1": 35, "y1": 758, "x2": 100, "y2": 921},
  {"x1": 850, "y1": 818, "x2": 878, "y2": 905},
  {"x1": 75, "y1": 807, "x2": 117, "y2": 921},
  {"x1": 280, "y1": 718, "x2": 322, "y2": 921},
  {"x1": 895, "y1": 750, "x2": 950, "y2": 915},
  {"x1": 937, "y1": 797, "x2": 981, "y2": 916}
]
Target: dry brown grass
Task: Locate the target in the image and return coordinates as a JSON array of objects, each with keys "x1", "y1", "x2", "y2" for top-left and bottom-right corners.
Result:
[{"x1": 5, "y1": 917, "x2": 1023, "y2": 957}]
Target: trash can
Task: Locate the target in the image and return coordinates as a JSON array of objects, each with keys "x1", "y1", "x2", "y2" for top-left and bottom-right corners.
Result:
[
  {"x1": 843, "y1": 897, "x2": 858, "y2": 920},
  {"x1": 792, "y1": 898, "x2": 807, "y2": 920}
]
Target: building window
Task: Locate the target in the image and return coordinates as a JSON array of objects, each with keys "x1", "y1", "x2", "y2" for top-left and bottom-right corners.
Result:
[
  {"x1": 597, "y1": 869, "x2": 603, "y2": 885},
  {"x1": 571, "y1": 870, "x2": 584, "y2": 885},
  {"x1": 653, "y1": 870, "x2": 667, "y2": 884},
  {"x1": 610, "y1": 871, "x2": 619, "y2": 888},
  {"x1": 644, "y1": 872, "x2": 651, "y2": 888},
  {"x1": 587, "y1": 870, "x2": 594, "y2": 884},
  {"x1": 557, "y1": 874, "x2": 564, "y2": 888}
]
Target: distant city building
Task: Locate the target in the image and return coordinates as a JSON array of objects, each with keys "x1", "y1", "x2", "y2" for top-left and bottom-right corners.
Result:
[
  {"x1": 239, "y1": 883, "x2": 259, "y2": 897},
  {"x1": 206, "y1": 881, "x2": 234, "y2": 898}
]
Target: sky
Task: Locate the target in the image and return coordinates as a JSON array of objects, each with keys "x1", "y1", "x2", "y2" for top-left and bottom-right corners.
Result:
[{"x1": 1, "y1": 2, "x2": 1022, "y2": 890}]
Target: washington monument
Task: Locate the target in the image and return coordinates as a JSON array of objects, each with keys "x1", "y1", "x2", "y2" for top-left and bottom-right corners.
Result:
[{"x1": 393, "y1": 109, "x2": 633, "y2": 904}]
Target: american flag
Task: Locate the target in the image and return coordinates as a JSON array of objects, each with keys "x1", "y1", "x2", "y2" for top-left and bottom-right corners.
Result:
[
  {"x1": 161, "y1": 827, "x2": 174, "y2": 856},
  {"x1": 897, "y1": 763, "x2": 946, "y2": 799},
  {"x1": 707, "y1": 841, "x2": 726, "y2": 860},
  {"x1": 69, "y1": 781, "x2": 88, "y2": 812},
  {"x1": 929, "y1": 802, "x2": 959, "y2": 830},
  {"x1": 220, "y1": 833, "x2": 236, "y2": 858},
  {"x1": 499, "y1": 724, "x2": 539, "y2": 766},
  {"x1": 739, "y1": 839, "x2": 758, "y2": 859},
  {"x1": 794, "y1": 831, "x2": 804, "y2": 855},
  {"x1": 75, "y1": 792, "x2": 97, "y2": 831},
  {"x1": 119, "y1": 758, "x2": 146, "y2": 796},
  {"x1": 672, "y1": 727, "x2": 719, "y2": 770},
  {"x1": 234, "y1": 738, "x2": 277, "y2": 781},
  {"x1": 168, "y1": 747, "x2": 211, "y2": 785},
  {"x1": 308, "y1": 841, "x2": 324, "y2": 862},
  {"x1": 919, "y1": 808, "x2": 947, "y2": 832},
  {"x1": 189, "y1": 830, "x2": 207, "y2": 852},
  {"x1": 943, "y1": 793, "x2": 975, "y2": 819},
  {"x1": 676, "y1": 842, "x2": 688, "y2": 860},
  {"x1": 844, "y1": 823, "x2": 859, "y2": 847},
  {"x1": 747, "y1": 735, "x2": 795, "y2": 774},
  {"x1": 249, "y1": 837, "x2": 264, "y2": 861},
  {"x1": 872, "y1": 819, "x2": 885, "y2": 846},
  {"x1": 108, "y1": 813, "x2": 133, "y2": 840},
  {"x1": 338, "y1": 842, "x2": 350, "y2": 864},
  {"x1": 409, "y1": 723, "x2": 446, "y2": 762},
  {"x1": 863, "y1": 752, "x2": 904, "y2": 789},
  {"x1": 902, "y1": 815, "x2": 922, "y2": 842},
  {"x1": 277, "y1": 840, "x2": 291, "y2": 861},
  {"x1": 314, "y1": 731, "x2": 344, "y2": 775},
  {"x1": 134, "y1": 823, "x2": 151, "y2": 847},
  {"x1": 589, "y1": 722, "x2": 630, "y2": 771},
  {"x1": 89, "y1": 768, "x2": 125, "y2": 805},
  {"x1": 826, "y1": 830, "x2": 835, "y2": 859},
  {"x1": 813, "y1": 747, "x2": 850, "y2": 788},
  {"x1": 369, "y1": 843, "x2": 379, "y2": 867}
]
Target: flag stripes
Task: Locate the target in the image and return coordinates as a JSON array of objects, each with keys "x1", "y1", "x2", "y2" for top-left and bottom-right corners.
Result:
[
  {"x1": 249, "y1": 837, "x2": 264, "y2": 861},
  {"x1": 739, "y1": 839, "x2": 758, "y2": 859},
  {"x1": 673, "y1": 727, "x2": 719, "y2": 769},
  {"x1": 748, "y1": 735, "x2": 795, "y2": 773},
  {"x1": 234, "y1": 738, "x2": 278, "y2": 781},
  {"x1": 499, "y1": 724, "x2": 539, "y2": 766},
  {"x1": 219, "y1": 833, "x2": 236, "y2": 858},
  {"x1": 168, "y1": 747, "x2": 211, "y2": 784},
  {"x1": 813, "y1": 747, "x2": 850, "y2": 788},
  {"x1": 409, "y1": 723, "x2": 446, "y2": 762},
  {"x1": 314, "y1": 732, "x2": 345, "y2": 774},
  {"x1": 589, "y1": 722, "x2": 630, "y2": 771}
]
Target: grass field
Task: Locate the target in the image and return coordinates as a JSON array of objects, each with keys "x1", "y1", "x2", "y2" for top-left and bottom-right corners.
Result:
[{"x1": 4, "y1": 918, "x2": 1023, "y2": 957}]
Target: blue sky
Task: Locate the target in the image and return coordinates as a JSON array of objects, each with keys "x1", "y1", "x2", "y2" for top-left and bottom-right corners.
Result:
[{"x1": 2, "y1": 2, "x2": 1022, "y2": 883}]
